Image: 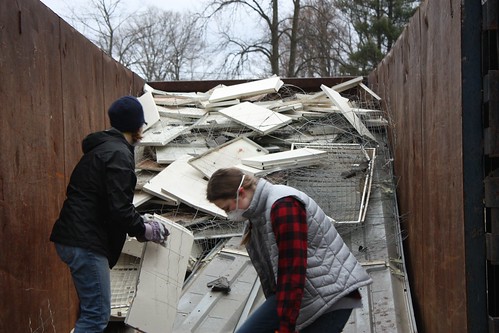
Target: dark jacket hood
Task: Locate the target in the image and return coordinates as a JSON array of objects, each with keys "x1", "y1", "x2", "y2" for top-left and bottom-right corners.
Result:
[{"x1": 82, "y1": 128, "x2": 130, "y2": 154}]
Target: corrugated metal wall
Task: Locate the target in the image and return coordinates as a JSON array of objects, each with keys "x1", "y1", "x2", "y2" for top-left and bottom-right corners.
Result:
[
  {"x1": 368, "y1": 0, "x2": 486, "y2": 332},
  {"x1": 0, "y1": 0, "x2": 144, "y2": 332}
]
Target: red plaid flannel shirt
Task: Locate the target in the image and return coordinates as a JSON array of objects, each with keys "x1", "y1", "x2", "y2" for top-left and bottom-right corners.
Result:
[{"x1": 270, "y1": 196, "x2": 308, "y2": 333}]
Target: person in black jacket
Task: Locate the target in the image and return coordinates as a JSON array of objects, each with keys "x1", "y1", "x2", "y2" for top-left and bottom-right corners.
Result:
[{"x1": 50, "y1": 95, "x2": 168, "y2": 333}]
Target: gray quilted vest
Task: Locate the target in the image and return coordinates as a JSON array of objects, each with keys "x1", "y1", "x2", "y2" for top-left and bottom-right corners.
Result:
[{"x1": 243, "y1": 179, "x2": 372, "y2": 330}]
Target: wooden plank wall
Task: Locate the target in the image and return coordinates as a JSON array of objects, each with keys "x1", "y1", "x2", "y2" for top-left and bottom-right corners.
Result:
[
  {"x1": 0, "y1": 0, "x2": 144, "y2": 331},
  {"x1": 369, "y1": 0, "x2": 486, "y2": 332}
]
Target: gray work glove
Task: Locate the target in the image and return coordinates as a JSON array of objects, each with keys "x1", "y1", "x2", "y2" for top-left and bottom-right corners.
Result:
[{"x1": 141, "y1": 214, "x2": 170, "y2": 246}]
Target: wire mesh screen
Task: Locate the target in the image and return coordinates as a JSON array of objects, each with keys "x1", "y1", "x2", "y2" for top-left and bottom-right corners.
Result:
[{"x1": 110, "y1": 253, "x2": 141, "y2": 319}]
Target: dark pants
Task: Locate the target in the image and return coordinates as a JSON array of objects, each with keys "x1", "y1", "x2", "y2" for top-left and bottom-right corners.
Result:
[{"x1": 236, "y1": 294, "x2": 353, "y2": 333}]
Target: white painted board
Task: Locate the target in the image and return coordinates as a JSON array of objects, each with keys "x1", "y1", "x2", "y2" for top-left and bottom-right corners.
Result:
[
  {"x1": 142, "y1": 168, "x2": 181, "y2": 205},
  {"x1": 218, "y1": 102, "x2": 293, "y2": 135},
  {"x1": 188, "y1": 136, "x2": 268, "y2": 178},
  {"x1": 208, "y1": 76, "x2": 284, "y2": 103},
  {"x1": 138, "y1": 91, "x2": 161, "y2": 131},
  {"x1": 139, "y1": 118, "x2": 190, "y2": 146},
  {"x1": 157, "y1": 105, "x2": 207, "y2": 119},
  {"x1": 241, "y1": 148, "x2": 327, "y2": 170},
  {"x1": 159, "y1": 155, "x2": 227, "y2": 218},
  {"x1": 156, "y1": 145, "x2": 209, "y2": 164},
  {"x1": 321, "y1": 85, "x2": 376, "y2": 141},
  {"x1": 125, "y1": 215, "x2": 194, "y2": 333},
  {"x1": 133, "y1": 191, "x2": 153, "y2": 208}
]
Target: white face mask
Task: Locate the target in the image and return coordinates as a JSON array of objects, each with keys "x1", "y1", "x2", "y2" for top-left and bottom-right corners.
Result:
[{"x1": 227, "y1": 175, "x2": 247, "y2": 222}]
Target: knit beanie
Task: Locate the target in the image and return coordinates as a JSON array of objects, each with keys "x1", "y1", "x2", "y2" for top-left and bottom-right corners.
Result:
[{"x1": 108, "y1": 96, "x2": 145, "y2": 132}]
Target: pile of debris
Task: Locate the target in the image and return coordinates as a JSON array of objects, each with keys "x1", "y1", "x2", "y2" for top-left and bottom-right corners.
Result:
[{"x1": 109, "y1": 76, "x2": 393, "y2": 333}]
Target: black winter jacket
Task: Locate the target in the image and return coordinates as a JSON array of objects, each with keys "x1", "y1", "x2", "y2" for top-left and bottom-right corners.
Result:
[{"x1": 50, "y1": 128, "x2": 145, "y2": 268}]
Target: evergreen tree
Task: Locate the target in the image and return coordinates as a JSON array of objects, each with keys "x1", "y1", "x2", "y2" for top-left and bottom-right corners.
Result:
[{"x1": 335, "y1": 0, "x2": 419, "y2": 75}]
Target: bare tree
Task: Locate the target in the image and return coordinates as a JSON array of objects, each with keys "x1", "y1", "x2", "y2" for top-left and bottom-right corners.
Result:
[
  {"x1": 125, "y1": 9, "x2": 205, "y2": 81},
  {"x1": 206, "y1": 0, "x2": 301, "y2": 77},
  {"x1": 280, "y1": 0, "x2": 349, "y2": 77},
  {"x1": 67, "y1": 1, "x2": 205, "y2": 81},
  {"x1": 69, "y1": 0, "x2": 133, "y2": 58}
]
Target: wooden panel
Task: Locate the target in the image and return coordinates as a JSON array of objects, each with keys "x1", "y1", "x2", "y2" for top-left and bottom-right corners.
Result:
[
  {"x1": 60, "y1": 20, "x2": 105, "y2": 177},
  {"x1": 421, "y1": 1, "x2": 465, "y2": 331},
  {"x1": 0, "y1": 0, "x2": 67, "y2": 331},
  {"x1": 0, "y1": 0, "x2": 146, "y2": 331},
  {"x1": 369, "y1": 0, "x2": 468, "y2": 331}
]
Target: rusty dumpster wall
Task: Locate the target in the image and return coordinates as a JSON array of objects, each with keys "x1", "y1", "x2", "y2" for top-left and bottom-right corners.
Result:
[
  {"x1": 0, "y1": 0, "x2": 145, "y2": 332},
  {"x1": 368, "y1": 0, "x2": 485, "y2": 332}
]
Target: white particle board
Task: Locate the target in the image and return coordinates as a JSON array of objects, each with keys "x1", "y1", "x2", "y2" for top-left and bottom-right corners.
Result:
[
  {"x1": 188, "y1": 136, "x2": 269, "y2": 178},
  {"x1": 218, "y1": 102, "x2": 293, "y2": 135},
  {"x1": 157, "y1": 105, "x2": 207, "y2": 119},
  {"x1": 139, "y1": 117, "x2": 191, "y2": 146},
  {"x1": 154, "y1": 92, "x2": 207, "y2": 107},
  {"x1": 142, "y1": 168, "x2": 181, "y2": 205},
  {"x1": 158, "y1": 155, "x2": 227, "y2": 218},
  {"x1": 121, "y1": 237, "x2": 144, "y2": 258},
  {"x1": 234, "y1": 163, "x2": 284, "y2": 177},
  {"x1": 173, "y1": 237, "x2": 261, "y2": 333},
  {"x1": 156, "y1": 144, "x2": 209, "y2": 164},
  {"x1": 331, "y1": 76, "x2": 364, "y2": 93},
  {"x1": 138, "y1": 91, "x2": 161, "y2": 131},
  {"x1": 125, "y1": 214, "x2": 194, "y2": 333},
  {"x1": 241, "y1": 148, "x2": 327, "y2": 170},
  {"x1": 192, "y1": 112, "x2": 243, "y2": 130},
  {"x1": 208, "y1": 76, "x2": 284, "y2": 103},
  {"x1": 321, "y1": 85, "x2": 376, "y2": 142},
  {"x1": 133, "y1": 191, "x2": 153, "y2": 208},
  {"x1": 359, "y1": 82, "x2": 382, "y2": 101},
  {"x1": 200, "y1": 98, "x2": 241, "y2": 109}
]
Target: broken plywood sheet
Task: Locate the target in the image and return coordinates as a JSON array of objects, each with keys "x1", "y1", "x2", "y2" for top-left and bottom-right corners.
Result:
[
  {"x1": 208, "y1": 76, "x2": 284, "y2": 103},
  {"x1": 138, "y1": 91, "x2": 161, "y2": 131},
  {"x1": 241, "y1": 148, "x2": 327, "y2": 170},
  {"x1": 218, "y1": 102, "x2": 293, "y2": 135},
  {"x1": 321, "y1": 85, "x2": 376, "y2": 142},
  {"x1": 188, "y1": 136, "x2": 269, "y2": 178},
  {"x1": 158, "y1": 155, "x2": 227, "y2": 218},
  {"x1": 156, "y1": 144, "x2": 209, "y2": 164},
  {"x1": 125, "y1": 214, "x2": 194, "y2": 333},
  {"x1": 173, "y1": 237, "x2": 260, "y2": 333}
]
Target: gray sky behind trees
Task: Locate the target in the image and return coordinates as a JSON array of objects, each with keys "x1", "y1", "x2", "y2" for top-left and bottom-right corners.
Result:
[
  {"x1": 40, "y1": 0, "x2": 266, "y2": 79},
  {"x1": 40, "y1": 0, "x2": 418, "y2": 80},
  {"x1": 41, "y1": 0, "x2": 205, "y2": 18}
]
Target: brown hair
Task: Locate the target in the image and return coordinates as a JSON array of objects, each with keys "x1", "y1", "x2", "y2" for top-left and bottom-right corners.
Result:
[
  {"x1": 131, "y1": 130, "x2": 143, "y2": 143},
  {"x1": 206, "y1": 168, "x2": 256, "y2": 202}
]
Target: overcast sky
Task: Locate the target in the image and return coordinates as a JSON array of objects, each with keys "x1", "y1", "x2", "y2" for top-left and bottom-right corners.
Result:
[{"x1": 40, "y1": 0, "x2": 206, "y2": 18}]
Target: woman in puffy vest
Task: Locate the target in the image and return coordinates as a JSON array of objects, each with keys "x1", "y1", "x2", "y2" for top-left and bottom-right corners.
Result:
[{"x1": 207, "y1": 167, "x2": 372, "y2": 333}]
